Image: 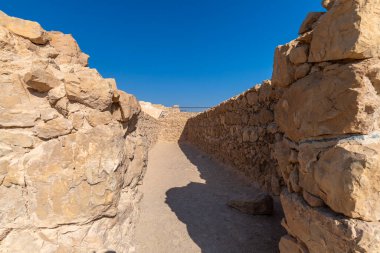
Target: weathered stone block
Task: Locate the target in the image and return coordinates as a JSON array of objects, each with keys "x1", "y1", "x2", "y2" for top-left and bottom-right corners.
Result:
[
  {"x1": 33, "y1": 116, "x2": 73, "y2": 139},
  {"x1": 275, "y1": 59, "x2": 380, "y2": 142},
  {"x1": 281, "y1": 190, "x2": 380, "y2": 253},
  {"x1": 272, "y1": 41, "x2": 297, "y2": 87},
  {"x1": 24, "y1": 68, "x2": 61, "y2": 92},
  {"x1": 117, "y1": 90, "x2": 141, "y2": 123},
  {"x1": 309, "y1": 0, "x2": 380, "y2": 62},
  {"x1": 65, "y1": 71, "x2": 114, "y2": 111},
  {"x1": 0, "y1": 11, "x2": 49, "y2": 45},
  {"x1": 49, "y1": 31, "x2": 89, "y2": 66},
  {"x1": 298, "y1": 134, "x2": 380, "y2": 221},
  {"x1": 24, "y1": 125, "x2": 127, "y2": 228}
]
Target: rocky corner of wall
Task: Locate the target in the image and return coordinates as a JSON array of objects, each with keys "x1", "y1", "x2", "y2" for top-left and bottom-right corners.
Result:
[
  {"x1": 273, "y1": 0, "x2": 380, "y2": 252},
  {"x1": 0, "y1": 11, "x2": 148, "y2": 252}
]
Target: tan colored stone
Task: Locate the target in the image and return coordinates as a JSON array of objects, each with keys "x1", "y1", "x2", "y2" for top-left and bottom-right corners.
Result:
[
  {"x1": 289, "y1": 45, "x2": 308, "y2": 65},
  {"x1": 294, "y1": 63, "x2": 310, "y2": 80},
  {"x1": 86, "y1": 110, "x2": 113, "y2": 127},
  {"x1": 0, "y1": 12, "x2": 147, "y2": 252},
  {"x1": 54, "y1": 97, "x2": 69, "y2": 116},
  {"x1": 0, "y1": 143, "x2": 12, "y2": 158},
  {"x1": 0, "y1": 130, "x2": 34, "y2": 148},
  {"x1": 34, "y1": 117, "x2": 73, "y2": 139},
  {"x1": 0, "y1": 186, "x2": 28, "y2": 228},
  {"x1": 258, "y1": 80, "x2": 276, "y2": 101},
  {"x1": 47, "y1": 84, "x2": 66, "y2": 104},
  {"x1": 279, "y1": 235, "x2": 307, "y2": 253},
  {"x1": 106, "y1": 78, "x2": 121, "y2": 102},
  {"x1": 49, "y1": 31, "x2": 89, "y2": 66},
  {"x1": 40, "y1": 108, "x2": 60, "y2": 122},
  {"x1": 0, "y1": 75, "x2": 32, "y2": 109},
  {"x1": 68, "y1": 111, "x2": 85, "y2": 130},
  {"x1": 139, "y1": 101, "x2": 164, "y2": 119},
  {"x1": 0, "y1": 159, "x2": 9, "y2": 184},
  {"x1": 24, "y1": 68, "x2": 61, "y2": 92},
  {"x1": 309, "y1": 0, "x2": 380, "y2": 62},
  {"x1": 274, "y1": 138, "x2": 294, "y2": 173},
  {"x1": 0, "y1": 106, "x2": 40, "y2": 128},
  {"x1": 0, "y1": 11, "x2": 49, "y2": 45},
  {"x1": 245, "y1": 90, "x2": 258, "y2": 106},
  {"x1": 3, "y1": 158, "x2": 25, "y2": 187},
  {"x1": 298, "y1": 136, "x2": 380, "y2": 221},
  {"x1": 296, "y1": 31, "x2": 313, "y2": 44},
  {"x1": 272, "y1": 41, "x2": 297, "y2": 87},
  {"x1": 281, "y1": 190, "x2": 380, "y2": 253},
  {"x1": 0, "y1": 25, "x2": 15, "y2": 51},
  {"x1": 64, "y1": 72, "x2": 113, "y2": 111},
  {"x1": 24, "y1": 125, "x2": 126, "y2": 227},
  {"x1": 124, "y1": 138, "x2": 147, "y2": 188},
  {"x1": 275, "y1": 59, "x2": 380, "y2": 141},
  {"x1": 298, "y1": 12, "x2": 324, "y2": 35},
  {"x1": 117, "y1": 90, "x2": 141, "y2": 123},
  {"x1": 302, "y1": 190, "x2": 324, "y2": 208}
]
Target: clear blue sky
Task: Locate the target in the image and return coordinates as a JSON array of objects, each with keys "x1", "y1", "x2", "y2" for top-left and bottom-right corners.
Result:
[{"x1": 2, "y1": 1, "x2": 324, "y2": 107}]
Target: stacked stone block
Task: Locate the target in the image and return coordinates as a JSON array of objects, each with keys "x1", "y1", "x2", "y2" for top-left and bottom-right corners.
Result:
[
  {"x1": 182, "y1": 81, "x2": 284, "y2": 194},
  {"x1": 274, "y1": 0, "x2": 380, "y2": 252}
]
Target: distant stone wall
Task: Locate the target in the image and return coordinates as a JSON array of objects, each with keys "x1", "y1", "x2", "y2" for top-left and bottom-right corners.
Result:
[
  {"x1": 135, "y1": 108, "x2": 197, "y2": 149},
  {"x1": 181, "y1": 81, "x2": 284, "y2": 195},
  {"x1": 159, "y1": 111, "x2": 197, "y2": 142},
  {"x1": 136, "y1": 112, "x2": 161, "y2": 149}
]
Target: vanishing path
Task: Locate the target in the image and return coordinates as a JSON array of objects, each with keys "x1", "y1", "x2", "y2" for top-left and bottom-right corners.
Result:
[{"x1": 134, "y1": 142, "x2": 285, "y2": 253}]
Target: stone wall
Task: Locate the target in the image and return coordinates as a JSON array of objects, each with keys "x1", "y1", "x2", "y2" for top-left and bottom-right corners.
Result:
[
  {"x1": 272, "y1": 0, "x2": 380, "y2": 251},
  {"x1": 181, "y1": 81, "x2": 284, "y2": 194},
  {"x1": 0, "y1": 11, "x2": 147, "y2": 252},
  {"x1": 139, "y1": 102, "x2": 197, "y2": 145},
  {"x1": 136, "y1": 112, "x2": 161, "y2": 149},
  {"x1": 183, "y1": 0, "x2": 380, "y2": 252},
  {"x1": 159, "y1": 111, "x2": 197, "y2": 142}
]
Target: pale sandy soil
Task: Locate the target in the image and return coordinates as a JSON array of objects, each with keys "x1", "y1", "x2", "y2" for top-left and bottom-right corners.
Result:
[{"x1": 134, "y1": 142, "x2": 285, "y2": 253}]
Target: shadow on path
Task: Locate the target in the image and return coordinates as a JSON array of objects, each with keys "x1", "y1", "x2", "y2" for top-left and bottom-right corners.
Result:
[{"x1": 165, "y1": 143, "x2": 286, "y2": 253}]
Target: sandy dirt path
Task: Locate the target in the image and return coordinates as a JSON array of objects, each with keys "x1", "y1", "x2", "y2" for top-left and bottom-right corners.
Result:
[{"x1": 134, "y1": 142, "x2": 285, "y2": 253}]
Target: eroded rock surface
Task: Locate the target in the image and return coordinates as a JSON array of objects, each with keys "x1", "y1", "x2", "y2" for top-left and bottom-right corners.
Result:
[
  {"x1": 309, "y1": 0, "x2": 380, "y2": 62},
  {"x1": 182, "y1": 81, "x2": 284, "y2": 194},
  {"x1": 183, "y1": 1, "x2": 380, "y2": 252},
  {"x1": 0, "y1": 11, "x2": 147, "y2": 252},
  {"x1": 272, "y1": 1, "x2": 380, "y2": 252}
]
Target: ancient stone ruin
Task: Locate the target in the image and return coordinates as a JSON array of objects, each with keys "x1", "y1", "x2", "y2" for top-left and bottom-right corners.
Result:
[
  {"x1": 0, "y1": 10, "x2": 147, "y2": 252},
  {"x1": 183, "y1": 0, "x2": 380, "y2": 252},
  {"x1": 1, "y1": 0, "x2": 380, "y2": 252}
]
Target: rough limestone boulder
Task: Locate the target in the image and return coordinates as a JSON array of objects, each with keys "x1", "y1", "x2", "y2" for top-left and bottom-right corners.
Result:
[
  {"x1": 24, "y1": 67, "x2": 61, "y2": 92},
  {"x1": 298, "y1": 135, "x2": 380, "y2": 221},
  {"x1": 281, "y1": 190, "x2": 380, "y2": 253},
  {"x1": 272, "y1": 1, "x2": 380, "y2": 252},
  {"x1": 49, "y1": 31, "x2": 89, "y2": 66},
  {"x1": 275, "y1": 59, "x2": 380, "y2": 142},
  {"x1": 272, "y1": 40, "x2": 311, "y2": 87},
  {"x1": 309, "y1": 0, "x2": 380, "y2": 62},
  {"x1": 0, "y1": 11, "x2": 147, "y2": 252},
  {"x1": 0, "y1": 11, "x2": 49, "y2": 45}
]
